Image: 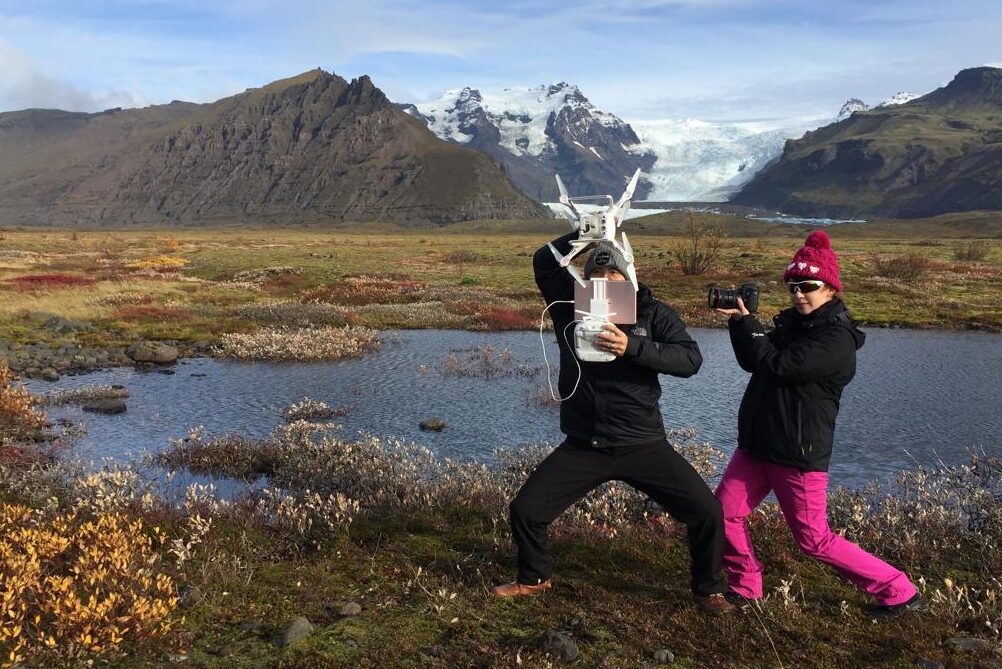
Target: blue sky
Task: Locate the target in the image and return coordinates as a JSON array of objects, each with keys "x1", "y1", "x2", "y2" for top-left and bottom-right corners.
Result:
[{"x1": 0, "y1": 0, "x2": 999, "y2": 121}]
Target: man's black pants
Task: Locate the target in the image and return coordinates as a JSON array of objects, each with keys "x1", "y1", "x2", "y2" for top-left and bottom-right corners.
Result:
[{"x1": 509, "y1": 438, "x2": 727, "y2": 596}]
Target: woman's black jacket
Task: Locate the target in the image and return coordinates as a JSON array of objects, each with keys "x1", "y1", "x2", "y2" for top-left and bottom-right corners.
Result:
[
  {"x1": 728, "y1": 298, "x2": 865, "y2": 471},
  {"x1": 534, "y1": 232, "x2": 702, "y2": 447}
]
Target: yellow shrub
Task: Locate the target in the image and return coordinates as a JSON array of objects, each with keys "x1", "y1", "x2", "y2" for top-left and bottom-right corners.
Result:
[
  {"x1": 125, "y1": 255, "x2": 190, "y2": 272},
  {"x1": 0, "y1": 505, "x2": 179, "y2": 667},
  {"x1": 157, "y1": 235, "x2": 181, "y2": 253},
  {"x1": 0, "y1": 362, "x2": 47, "y2": 443}
]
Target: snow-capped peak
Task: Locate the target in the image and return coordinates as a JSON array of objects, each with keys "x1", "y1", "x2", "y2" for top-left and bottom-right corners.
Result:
[
  {"x1": 415, "y1": 82, "x2": 626, "y2": 157},
  {"x1": 877, "y1": 91, "x2": 920, "y2": 107},
  {"x1": 836, "y1": 98, "x2": 870, "y2": 122}
]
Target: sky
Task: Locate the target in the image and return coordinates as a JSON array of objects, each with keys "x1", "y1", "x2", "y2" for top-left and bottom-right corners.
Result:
[{"x1": 0, "y1": 0, "x2": 999, "y2": 122}]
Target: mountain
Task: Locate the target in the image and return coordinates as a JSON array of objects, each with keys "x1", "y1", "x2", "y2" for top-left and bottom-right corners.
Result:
[
  {"x1": 732, "y1": 67, "x2": 1002, "y2": 218},
  {"x1": 409, "y1": 83, "x2": 656, "y2": 201},
  {"x1": 0, "y1": 70, "x2": 548, "y2": 226},
  {"x1": 834, "y1": 92, "x2": 921, "y2": 123},
  {"x1": 836, "y1": 98, "x2": 870, "y2": 122},
  {"x1": 877, "y1": 92, "x2": 920, "y2": 107},
  {"x1": 409, "y1": 84, "x2": 833, "y2": 203}
]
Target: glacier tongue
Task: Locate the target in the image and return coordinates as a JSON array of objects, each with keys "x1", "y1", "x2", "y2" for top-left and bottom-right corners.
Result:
[{"x1": 628, "y1": 118, "x2": 821, "y2": 201}]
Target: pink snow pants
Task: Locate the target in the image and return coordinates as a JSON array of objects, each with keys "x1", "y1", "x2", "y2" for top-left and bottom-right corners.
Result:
[{"x1": 715, "y1": 448, "x2": 917, "y2": 605}]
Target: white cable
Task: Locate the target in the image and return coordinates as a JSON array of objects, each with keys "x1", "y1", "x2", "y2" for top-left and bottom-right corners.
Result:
[{"x1": 539, "y1": 300, "x2": 583, "y2": 403}]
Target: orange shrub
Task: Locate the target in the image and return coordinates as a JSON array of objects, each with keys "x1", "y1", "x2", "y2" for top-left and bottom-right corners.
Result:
[
  {"x1": 0, "y1": 363, "x2": 47, "y2": 444},
  {"x1": 0, "y1": 505, "x2": 179, "y2": 667}
]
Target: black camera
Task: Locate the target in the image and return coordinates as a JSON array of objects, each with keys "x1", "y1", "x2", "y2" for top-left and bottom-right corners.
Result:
[{"x1": 708, "y1": 283, "x2": 760, "y2": 313}]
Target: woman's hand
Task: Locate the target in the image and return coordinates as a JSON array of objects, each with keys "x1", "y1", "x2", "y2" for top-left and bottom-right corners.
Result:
[
  {"x1": 715, "y1": 297, "x2": 750, "y2": 319},
  {"x1": 595, "y1": 323, "x2": 629, "y2": 357}
]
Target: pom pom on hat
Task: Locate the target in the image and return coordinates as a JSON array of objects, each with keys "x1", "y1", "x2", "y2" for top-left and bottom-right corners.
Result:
[
  {"x1": 804, "y1": 230, "x2": 831, "y2": 250},
  {"x1": 783, "y1": 230, "x2": 842, "y2": 292}
]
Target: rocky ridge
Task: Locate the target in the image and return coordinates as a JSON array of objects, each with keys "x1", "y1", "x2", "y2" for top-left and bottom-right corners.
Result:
[
  {"x1": 0, "y1": 70, "x2": 548, "y2": 226},
  {"x1": 733, "y1": 67, "x2": 1002, "y2": 218}
]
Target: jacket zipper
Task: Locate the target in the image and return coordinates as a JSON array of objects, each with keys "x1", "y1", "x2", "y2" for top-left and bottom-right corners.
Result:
[{"x1": 797, "y1": 400, "x2": 805, "y2": 459}]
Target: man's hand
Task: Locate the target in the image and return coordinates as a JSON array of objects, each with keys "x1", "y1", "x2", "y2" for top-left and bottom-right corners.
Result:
[
  {"x1": 595, "y1": 323, "x2": 629, "y2": 357},
  {"x1": 715, "y1": 297, "x2": 750, "y2": 320}
]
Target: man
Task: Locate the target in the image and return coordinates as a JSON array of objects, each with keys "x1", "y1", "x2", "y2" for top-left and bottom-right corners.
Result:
[{"x1": 492, "y1": 231, "x2": 733, "y2": 614}]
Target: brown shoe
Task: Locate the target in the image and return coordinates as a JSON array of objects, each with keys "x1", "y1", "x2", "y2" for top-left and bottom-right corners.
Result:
[
  {"x1": 491, "y1": 579, "x2": 553, "y2": 597},
  {"x1": 693, "y1": 593, "x2": 736, "y2": 614}
]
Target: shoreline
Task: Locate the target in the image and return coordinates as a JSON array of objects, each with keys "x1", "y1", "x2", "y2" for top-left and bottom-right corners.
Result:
[{"x1": 5, "y1": 314, "x2": 1001, "y2": 381}]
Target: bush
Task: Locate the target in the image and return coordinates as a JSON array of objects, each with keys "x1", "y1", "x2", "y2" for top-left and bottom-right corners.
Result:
[
  {"x1": 441, "y1": 346, "x2": 538, "y2": 379},
  {"x1": 476, "y1": 307, "x2": 537, "y2": 331},
  {"x1": 281, "y1": 397, "x2": 350, "y2": 423},
  {"x1": 4, "y1": 274, "x2": 96, "y2": 289},
  {"x1": 157, "y1": 235, "x2": 181, "y2": 253},
  {"x1": 668, "y1": 213, "x2": 726, "y2": 275},
  {"x1": 871, "y1": 253, "x2": 933, "y2": 281},
  {"x1": 297, "y1": 275, "x2": 423, "y2": 306},
  {"x1": 125, "y1": 256, "x2": 190, "y2": 272},
  {"x1": 952, "y1": 241, "x2": 990, "y2": 262},
  {"x1": 0, "y1": 504, "x2": 178, "y2": 667},
  {"x1": 0, "y1": 363, "x2": 47, "y2": 445},
  {"x1": 215, "y1": 326, "x2": 380, "y2": 361},
  {"x1": 113, "y1": 305, "x2": 195, "y2": 321}
]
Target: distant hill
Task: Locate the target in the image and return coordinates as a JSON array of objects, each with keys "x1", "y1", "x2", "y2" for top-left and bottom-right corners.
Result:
[
  {"x1": 732, "y1": 67, "x2": 1002, "y2": 219},
  {"x1": 0, "y1": 70, "x2": 548, "y2": 226}
]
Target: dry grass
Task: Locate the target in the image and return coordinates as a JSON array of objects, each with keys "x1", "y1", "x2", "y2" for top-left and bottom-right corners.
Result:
[{"x1": 0, "y1": 224, "x2": 999, "y2": 353}]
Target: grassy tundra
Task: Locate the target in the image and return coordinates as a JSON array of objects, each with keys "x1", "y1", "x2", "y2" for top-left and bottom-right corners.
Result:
[{"x1": 0, "y1": 211, "x2": 1000, "y2": 366}]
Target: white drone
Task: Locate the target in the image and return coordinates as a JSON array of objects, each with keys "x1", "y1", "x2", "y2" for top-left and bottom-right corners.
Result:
[{"x1": 548, "y1": 167, "x2": 642, "y2": 291}]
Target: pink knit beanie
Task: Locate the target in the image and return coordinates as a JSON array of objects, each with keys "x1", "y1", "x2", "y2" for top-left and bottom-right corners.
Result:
[{"x1": 783, "y1": 230, "x2": 842, "y2": 292}]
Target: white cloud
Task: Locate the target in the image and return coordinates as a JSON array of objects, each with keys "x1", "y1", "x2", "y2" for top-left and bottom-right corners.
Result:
[{"x1": 0, "y1": 38, "x2": 139, "y2": 111}]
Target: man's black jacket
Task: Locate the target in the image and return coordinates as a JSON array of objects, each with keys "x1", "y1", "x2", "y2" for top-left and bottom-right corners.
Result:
[
  {"x1": 534, "y1": 232, "x2": 702, "y2": 447},
  {"x1": 728, "y1": 298, "x2": 865, "y2": 471}
]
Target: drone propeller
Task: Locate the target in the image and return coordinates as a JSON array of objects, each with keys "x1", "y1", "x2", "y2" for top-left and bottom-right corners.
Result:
[{"x1": 555, "y1": 173, "x2": 580, "y2": 223}]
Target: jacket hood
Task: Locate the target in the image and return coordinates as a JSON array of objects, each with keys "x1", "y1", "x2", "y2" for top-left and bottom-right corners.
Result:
[{"x1": 776, "y1": 298, "x2": 865, "y2": 350}]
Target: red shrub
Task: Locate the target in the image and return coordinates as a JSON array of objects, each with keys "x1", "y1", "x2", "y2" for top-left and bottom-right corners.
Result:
[
  {"x1": 4, "y1": 273, "x2": 97, "y2": 289},
  {"x1": 477, "y1": 308, "x2": 537, "y2": 331},
  {"x1": 114, "y1": 305, "x2": 195, "y2": 320},
  {"x1": 298, "y1": 274, "x2": 424, "y2": 306}
]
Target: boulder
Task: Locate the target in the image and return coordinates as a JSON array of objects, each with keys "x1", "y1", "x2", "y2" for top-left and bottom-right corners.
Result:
[
  {"x1": 126, "y1": 340, "x2": 179, "y2": 364},
  {"x1": 279, "y1": 616, "x2": 313, "y2": 647},
  {"x1": 30, "y1": 312, "x2": 95, "y2": 335},
  {"x1": 541, "y1": 630, "x2": 578, "y2": 662},
  {"x1": 339, "y1": 601, "x2": 362, "y2": 617},
  {"x1": 420, "y1": 417, "x2": 446, "y2": 431},
  {"x1": 82, "y1": 399, "x2": 127, "y2": 415},
  {"x1": 40, "y1": 368, "x2": 60, "y2": 382},
  {"x1": 947, "y1": 638, "x2": 998, "y2": 654},
  {"x1": 654, "y1": 649, "x2": 675, "y2": 664}
]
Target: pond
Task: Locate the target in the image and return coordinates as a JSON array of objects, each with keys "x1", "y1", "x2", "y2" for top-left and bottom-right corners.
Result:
[{"x1": 28, "y1": 328, "x2": 1002, "y2": 488}]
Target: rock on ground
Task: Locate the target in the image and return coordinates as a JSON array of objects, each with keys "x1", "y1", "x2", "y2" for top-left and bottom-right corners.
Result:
[
  {"x1": 127, "y1": 340, "x2": 179, "y2": 364},
  {"x1": 82, "y1": 399, "x2": 127, "y2": 415},
  {"x1": 420, "y1": 417, "x2": 446, "y2": 431},
  {"x1": 541, "y1": 630, "x2": 578, "y2": 662},
  {"x1": 279, "y1": 616, "x2": 313, "y2": 647},
  {"x1": 339, "y1": 601, "x2": 362, "y2": 617}
]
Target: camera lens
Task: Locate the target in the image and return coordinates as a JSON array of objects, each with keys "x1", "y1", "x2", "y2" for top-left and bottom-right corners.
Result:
[{"x1": 708, "y1": 286, "x2": 738, "y2": 309}]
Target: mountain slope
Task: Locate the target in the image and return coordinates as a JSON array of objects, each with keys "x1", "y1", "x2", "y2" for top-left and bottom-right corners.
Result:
[
  {"x1": 732, "y1": 67, "x2": 1002, "y2": 218},
  {"x1": 0, "y1": 70, "x2": 548, "y2": 226}
]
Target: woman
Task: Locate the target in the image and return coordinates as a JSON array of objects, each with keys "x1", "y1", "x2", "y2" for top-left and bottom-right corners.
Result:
[{"x1": 713, "y1": 230, "x2": 920, "y2": 618}]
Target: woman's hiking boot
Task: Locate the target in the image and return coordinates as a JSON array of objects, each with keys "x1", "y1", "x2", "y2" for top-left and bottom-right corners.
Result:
[{"x1": 693, "y1": 593, "x2": 736, "y2": 614}]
